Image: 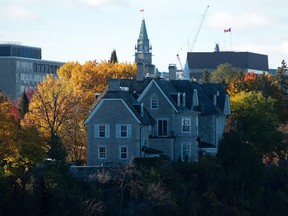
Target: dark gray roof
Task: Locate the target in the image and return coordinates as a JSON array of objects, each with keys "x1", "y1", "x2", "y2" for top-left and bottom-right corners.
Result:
[
  {"x1": 187, "y1": 51, "x2": 269, "y2": 71},
  {"x1": 119, "y1": 78, "x2": 226, "y2": 115},
  {"x1": 0, "y1": 44, "x2": 42, "y2": 59},
  {"x1": 201, "y1": 83, "x2": 228, "y2": 113},
  {"x1": 169, "y1": 80, "x2": 223, "y2": 115},
  {"x1": 88, "y1": 78, "x2": 228, "y2": 125},
  {"x1": 103, "y1": 90, "x2": 155, "y2": 125}
]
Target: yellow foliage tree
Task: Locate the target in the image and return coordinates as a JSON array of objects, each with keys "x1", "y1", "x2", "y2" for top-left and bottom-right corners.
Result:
[
  {"x1": 0, "y1": 99, "x2": 18, "y2": 167},
  {"x1": 0, "y1": 94, "x2": 45, "y2": 176},
  {"x1": 57, "y1": 60, "x2": 137, "y2": 110},
  {"x1": 22, "y1": 74, "x2": 85, "y2": 161}
]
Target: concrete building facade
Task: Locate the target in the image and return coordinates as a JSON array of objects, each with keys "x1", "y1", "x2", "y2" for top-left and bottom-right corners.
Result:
[{"x1": 0, "y1": 43, "x2": 64, "y2": 99}]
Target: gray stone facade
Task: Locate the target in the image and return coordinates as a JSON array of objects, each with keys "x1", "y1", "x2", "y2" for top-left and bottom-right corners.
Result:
[
  {"x1": 84, "y1": 78, "x2": 230, "y2": 166},
  {"x1": 84, "y1": 19, "x2": 231, "y2": 166}
]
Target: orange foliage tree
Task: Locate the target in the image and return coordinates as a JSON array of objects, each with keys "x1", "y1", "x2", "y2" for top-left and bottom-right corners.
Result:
[{"x1": 57, "y1": 60, "x2": 137, "y2": 110}]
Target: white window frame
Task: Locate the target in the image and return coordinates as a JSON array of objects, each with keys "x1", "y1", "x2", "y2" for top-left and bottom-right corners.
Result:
[
  {"x1": 157, "y1": 119, "x2": 168, "y2": 137},
  {"x1": 182, "y1": 118, "x2": 191, "y2": 133},
  {"x1": 119, "y1": 146, "x2": 128, "y2": 159},
  {"x1": 98, "y1": 146, "x2": 106, "y2": 159},
  {"x1": 181, "y1": 143, "x2": 191, "y2": 161},
  {"x1": 151, "y1": 96, "x2": 158, "y2": 109},
  {"x1": 94, "y1": 124, "x2": 110, "y2": 138},
  {"x1": 116, "y1": 124, "x2": 132, "y2": 138}
]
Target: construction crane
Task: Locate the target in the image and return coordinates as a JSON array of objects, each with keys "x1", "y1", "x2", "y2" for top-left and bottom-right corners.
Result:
[
  {"x1": 176, "y1": 5, "x2": 210, "y2": 79},
  {"x1": 189, "y1": 5, "x2": 209, "y2": 52}
]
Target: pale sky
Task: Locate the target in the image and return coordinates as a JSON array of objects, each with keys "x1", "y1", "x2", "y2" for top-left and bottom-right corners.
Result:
[{"x1": 1, "y1": 0, "x2": 287, "y2": 71}]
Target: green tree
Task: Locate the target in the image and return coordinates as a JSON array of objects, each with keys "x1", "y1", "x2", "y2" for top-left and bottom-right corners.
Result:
[
  {"x1": 110, "y1": 49, "x2": 118, "y2": 63},
  {"x1": 210, "y1": 63, "x2": 243, "y2": 86},
  {"x1": 201, "y1": 69, "x2": 210, "y2": 83},
  {"x1": 230, "y1": 91, "x2": 285, "y2": 163},
  {"x1": 47, "y1": 133, "x2": 67, "y2": 162},
  {"x1": 18, "y1": 91, "x2": 29, "y2": 118}
]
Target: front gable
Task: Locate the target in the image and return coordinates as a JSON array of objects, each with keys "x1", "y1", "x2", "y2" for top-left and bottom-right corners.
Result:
[
  {"x1": 84, "y1": 99, "x2": 141, "y2": 125},
  {"x1": 137, "y1": 79, "x2": 178, "y2": 113}
]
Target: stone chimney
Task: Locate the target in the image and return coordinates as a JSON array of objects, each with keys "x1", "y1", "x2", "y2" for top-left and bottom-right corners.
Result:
[
  {"x1": 136, "y1": 61, "x2": 145, "y2": 81},
  {"x1": 108, "y1": 79, "x2": 120, "y2": 91},
  {"x1": 168, "y1": 64, "x2": 177, "y2": 80}
]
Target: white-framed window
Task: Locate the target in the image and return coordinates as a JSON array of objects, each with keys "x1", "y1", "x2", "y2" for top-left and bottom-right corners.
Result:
[
  {"x1": 119, "y1": 146, "x2": 128, "y2": 159},
  {"x1": 151, "y1": 96, "x2": 158, "y2": 109},
  {"x1": 98, "y1": 146, "x2": 106, "y2": 159},
  {"x1": 94, "y1": 124, "x2": 110, "y2": 138},
  {"x1": 182, "y1": 118, "x2": 191, "y2": 133},
  {"x1": 181, "y1": 143, "x2": 191, "y2": 161},
  {"x1": 116, "y1": 124, "x2": 132, "y2": 138},
  {"x1": 157, "y1": 119, "x2": 168, "y2": 137}
]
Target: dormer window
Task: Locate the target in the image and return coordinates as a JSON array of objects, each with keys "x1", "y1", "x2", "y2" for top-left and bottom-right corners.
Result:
[
  {"x1": 193, "y1": 89, "x2": 199, "y2": 107},
  {"x1": 151, "y1": 95, "x2": 158, "y2": 109}
]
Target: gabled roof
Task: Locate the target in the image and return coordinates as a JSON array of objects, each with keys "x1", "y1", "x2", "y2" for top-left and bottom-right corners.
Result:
[
  {"x1": 85, "y1": 78, "x2": 229, "y2": 125},
  {"x1": 137, "y1": 79, "x2": 179, "y2": 113},
  {"x1": 84, "y1": 90, "x2": 154, "y2": 125},
  {"x1": 119, "y1": 78, "x2": 227, "y2": 115}
]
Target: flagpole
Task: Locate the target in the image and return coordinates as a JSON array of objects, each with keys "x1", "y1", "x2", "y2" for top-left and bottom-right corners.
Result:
[
  {"x1": 230, "y1": 30, "x2": 232, "y2": 51},
  {"x1": 224, "y1": 28, "x2": 232, "y2": 51},
  {"x1": 140, "y1": 9, "x2": 144, "y2": 19}
]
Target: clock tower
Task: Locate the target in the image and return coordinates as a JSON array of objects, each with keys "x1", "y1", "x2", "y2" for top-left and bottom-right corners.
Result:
[{"x1": 135, "y1": 19, "x2": 154, "y2": 80}]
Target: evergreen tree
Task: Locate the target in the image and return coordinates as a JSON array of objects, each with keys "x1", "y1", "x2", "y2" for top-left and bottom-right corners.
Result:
[
  {"x1": 276, "y1": 60, "x2": 288, "y2": 107},
  {"x1": 201, "y1": 70, "x2": 210, "y2": 83},
  {"x1": 19, "y1": 91, "x2": 29, "y2": 118},
  {"x1": 110, "y1": 49, "x2": 118, "y2": 63},
  {"x1": 47, "y1": 133, "x2": 67, "y2": 162}
]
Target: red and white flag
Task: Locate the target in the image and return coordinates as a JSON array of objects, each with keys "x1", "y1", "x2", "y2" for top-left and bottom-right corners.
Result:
[{"x1": 224, "y1": 28, "x2": 231, "y2": 33}]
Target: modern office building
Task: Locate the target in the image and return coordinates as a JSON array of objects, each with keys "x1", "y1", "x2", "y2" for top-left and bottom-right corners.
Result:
[
  {"x1": 0, "y1": 43, "x2": 65, "y2": 99},
  {"x1": 186, "y1": 49, "x2": 269, "y2": 82}
]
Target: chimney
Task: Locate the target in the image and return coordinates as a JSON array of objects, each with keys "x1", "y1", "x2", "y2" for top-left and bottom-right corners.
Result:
[
  {"x1": 108, "y1": 79, "x2": 120, "y2": 91},
  {"x1": 136, "y1": 61, "x2": 145, "y2": 81},
  {"x1": 168, "y1": 64, "x2": 177, "y2": 80}
]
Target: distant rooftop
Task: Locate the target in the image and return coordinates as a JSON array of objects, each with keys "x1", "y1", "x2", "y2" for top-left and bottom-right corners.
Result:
[
  {"x1": 187, "y1": 51, "x2": 269, "y2": 72},
  {"x1": 0, "y1": 43, "x2": 42, "y2": 60}
]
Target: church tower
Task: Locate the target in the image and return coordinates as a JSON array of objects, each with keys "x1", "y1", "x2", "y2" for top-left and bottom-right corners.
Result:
[{"x1": 135, "y1": 19, "x2": 155, "y2": 80}]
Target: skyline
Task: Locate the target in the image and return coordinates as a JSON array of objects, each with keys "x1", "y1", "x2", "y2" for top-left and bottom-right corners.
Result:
[{"x1": 1, "y1": 0, "x2": 287, "y2": 71}]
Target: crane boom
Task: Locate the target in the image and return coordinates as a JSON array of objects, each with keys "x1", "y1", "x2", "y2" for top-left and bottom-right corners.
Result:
[{"x1": 189, "y1": 5, "x2": 209, "y2": 51}]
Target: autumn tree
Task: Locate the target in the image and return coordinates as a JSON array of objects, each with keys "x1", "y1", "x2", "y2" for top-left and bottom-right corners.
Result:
[
  {"x1": 0, "y1": 98, "x2": 18, "y2": 173},
  {"x1": 57, "y1": 60, "x2": 137, "y2": 110},
  {"x1": 22, "y1": 74, "x2": 82, "y2": 161},
  {"x1": 229, "y1": 91, "x2": 285, "y2": 163}
]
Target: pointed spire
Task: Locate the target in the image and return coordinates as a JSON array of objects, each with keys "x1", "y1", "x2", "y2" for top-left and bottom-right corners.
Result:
[{"x1": 138, "y1": 19, "x2": 149, "y2": 42}]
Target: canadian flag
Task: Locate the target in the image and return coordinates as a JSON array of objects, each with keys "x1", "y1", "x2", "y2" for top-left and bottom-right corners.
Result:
[{"x1": 224, "y1": 28, "x2": 231, "y2": 33}]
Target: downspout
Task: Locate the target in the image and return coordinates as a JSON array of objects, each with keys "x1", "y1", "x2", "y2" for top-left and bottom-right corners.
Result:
[{"x1": 139, "y1": 125, "x2": 145, "y2": 158}]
